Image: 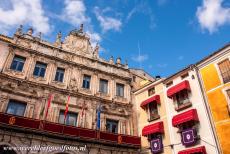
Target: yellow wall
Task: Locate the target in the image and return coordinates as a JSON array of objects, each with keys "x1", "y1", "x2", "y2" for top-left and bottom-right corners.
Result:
[
  {"x1": 135, "y1": 82, "x2": 172, "y2": 154},
  {"x1": 200, "y1": 62, "x2": 230, "y2": 154},
  {"x1": 200, "y1": 63, "x2": 221, "y2": 91}
]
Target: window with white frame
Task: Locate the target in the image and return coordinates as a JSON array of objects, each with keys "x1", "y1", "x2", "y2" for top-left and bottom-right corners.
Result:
[
  {"x1": 227, "y1": 89, "x2": 230, "y2": 115},
  {"x1": 82, "y1": 75, "x2": 91, "y2": 89},
  {"x1": 10, "y1": 55, "x2": 26, "y2": 72},
  {"x1": 106, "y1": 119, "x2": 118, "y2": 133},
  {"x1": 6, "y1": 100, "x2": 26, "y2": 116},
  {"x1": 148, "y1": 102, "x2": 159, "y2": 121},
  {"x1": 227, "y1": 89, "x2": 230, "y2": 99},
  {"x1": 173, "y1": 90, "x2": 190, "y2": 108},
  {"x1": 33, "y1": 62, "x2": 47, "y2": 77},
  {"x1": 218, "y1": 59, "x2": 230, "y2": 83},
  {"x1": 116, "y1": 83, "x2": 124, "y2": 97},
  {"x1": 99, "y1": 79, "x2": 108, "y2": 93},
  {"x1": 55, "y1": 67, "x2": 65, "y2": 82},
  {"x1": 59, "y1": 110, "x2": 78, "y2": 126},
  {"x1": 148, "y1": 87, "x2": 155, "y2": 96}
]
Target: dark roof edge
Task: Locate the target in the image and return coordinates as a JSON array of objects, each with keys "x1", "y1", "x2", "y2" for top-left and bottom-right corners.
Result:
[
  {"x1": 195, "y1": 42, "x2": 230, "y2": 66},
  {"x1": 164, "y1": 42, "x2": 230, "y2": 83}
]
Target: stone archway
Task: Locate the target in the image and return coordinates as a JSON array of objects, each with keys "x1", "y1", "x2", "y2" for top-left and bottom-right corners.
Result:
[{"x1": 0, "y1": 145, "x2": 17, "y2": 154}]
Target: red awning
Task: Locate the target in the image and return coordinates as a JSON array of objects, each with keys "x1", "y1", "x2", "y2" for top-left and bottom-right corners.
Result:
[
  {"x1": 140, "y1": 95, "x2": 160, "y2": 109},
  {"x1": 167, "y1": 80, "x2": 190, "y2": 98},
  {"x1": 142, "y1": 121, "x2": 164, "y2": 136},
  {"x1": 178, "y1": 146, "x2": 206, "y2": 154},
  {"x1": 172, "y1": 109, "x2": 199, "y2": 127}
]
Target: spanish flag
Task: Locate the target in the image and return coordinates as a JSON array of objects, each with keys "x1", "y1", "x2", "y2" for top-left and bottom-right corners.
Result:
[
  {"x1": 44, "y1": 94, "x2": 53, "y2": 120},
  {"x1": 64, "y1": 95, "x2": 71, "y2": 121}
]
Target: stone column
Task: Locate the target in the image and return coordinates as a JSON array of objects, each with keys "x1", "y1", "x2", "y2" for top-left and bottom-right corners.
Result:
[
  {"x1": 0, "y1": 93, "x2": 9, "y2": 112},
  {"x1": 111, "y1": 77, "x2": 115, "y2": 99}
]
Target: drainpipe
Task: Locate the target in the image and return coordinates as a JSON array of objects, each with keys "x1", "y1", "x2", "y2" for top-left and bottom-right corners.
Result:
[
  {"x1": 193, "y1": 65, "x2": 222, "y2": 154},
  {"x1": 162, "y1": 84, "x2": 176, "y2": 154}
]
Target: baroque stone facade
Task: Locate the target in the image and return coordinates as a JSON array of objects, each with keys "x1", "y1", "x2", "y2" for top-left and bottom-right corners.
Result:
[{"x1": 0, "y1": 25, "x2": 154, "y2": 154}]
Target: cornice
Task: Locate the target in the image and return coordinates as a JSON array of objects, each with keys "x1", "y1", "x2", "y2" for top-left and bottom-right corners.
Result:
[
  {"x1": 9, "y1": 43, "x2": 132, "y2": 81},
  {"x1": 13, "y1": 35, "x2": 129, "y2": 71}
]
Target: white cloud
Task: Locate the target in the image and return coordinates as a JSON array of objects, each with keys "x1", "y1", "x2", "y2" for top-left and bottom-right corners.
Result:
[
  {"x1": 94, "y1": 6, "x2": 122, "y2": 32},
  {"x1": 0, "y1": 0, "x2": 50, "y2": 34},
  {"x1": 86, "y1": 30, "x2": 101, "y2": 47},
  {"x1": 131, "y1": 54, "x2": 148, "y2": 63},
  {"x1": 61, "y1": 0, "x2": 101, "y2": 47},
  {"x1": 126, "y1": 1, "x2": 155, "y2": 29},
  {"x1": 62, "y1": 0, "x2": 90, "y2": 26},
  {"x1": 196, "y1": 0, "x2": 230, "y2": 33}
]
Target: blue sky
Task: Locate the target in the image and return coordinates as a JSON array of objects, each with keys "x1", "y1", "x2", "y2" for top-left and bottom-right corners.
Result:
[{"x1": 0, "y1": 0, "x2": 229, "y2": 77}]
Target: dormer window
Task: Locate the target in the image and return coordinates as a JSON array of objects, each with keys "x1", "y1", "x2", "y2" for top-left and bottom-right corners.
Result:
[{"x1": 148, "y1": 87, "x2": 155, "y2": 96}]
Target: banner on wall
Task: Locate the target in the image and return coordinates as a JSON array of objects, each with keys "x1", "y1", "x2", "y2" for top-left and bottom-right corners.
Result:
[
  {"x1": 150, "y1": 137, "x2": 163, "y2": 153},
  {"x1": 181, "y1": 128, "x2": 197, "y2": 146}
]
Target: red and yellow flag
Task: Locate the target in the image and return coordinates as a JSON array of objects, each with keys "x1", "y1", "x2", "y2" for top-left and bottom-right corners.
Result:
[
  {"x1": 44, "y1": 94, "x2": 53, "y2": 120},
  {"x1": 64, "y1": 95, "x2": 71, "y2": 120}
]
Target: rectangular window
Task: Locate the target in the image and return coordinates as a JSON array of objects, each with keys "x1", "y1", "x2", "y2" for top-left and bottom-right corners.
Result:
[
  {"x1": 181, "y1": 73, "x2": 189, "y2": 79},
  {"x1": 149, "y1": 102, "x2": 159, "y2": 121},
  {"x1": 227, "y1": 90, "x2": 230, "y2": 115},
  {"x1": 55, "y1": 67, "x2": 65, "y2": 82},
  {"x1": 148, "y1": 87, "x2": 155, "y2": 96},
  {"x1": 33, "y1": 62, "x2": 47, "y2": 77},
  {"x1": 106, "y1": 119, "x2": 118, "y2": 133},
  {"x1": 82, "y1": 75, "x2": 91, "y2": 89},
  {"x1": 116, "y1": 83, "x2": 124, "y2": 97},
  {"x1": 227, "y1": 89, "x2": 230, "y2": 99},
  {"x1": 218, "y1": 59, "x2": 230, "y2": 83},
  {"x1": 6, "y1": 100, "x2": 26, "y2": 116},
  {"x1": 59, "y1": 110, "x2": 78, "y2": 126},
  {"x1": 166, "y1": 81, "x2": 173, "y2": 87},
  {"x1": 173, "y1": 90, "x2": 189, "y2": 108},
  {"x1": 10, "y1": 55, "x2": 26, "y2": 72},
  {"x1": 99, "y1": 79, "x2": 108, "y2": 93}
]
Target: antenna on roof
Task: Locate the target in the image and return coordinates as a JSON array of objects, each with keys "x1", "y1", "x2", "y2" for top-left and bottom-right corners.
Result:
[{"x1": 138, "y1": 41, "x2": 142, "y2": 69}]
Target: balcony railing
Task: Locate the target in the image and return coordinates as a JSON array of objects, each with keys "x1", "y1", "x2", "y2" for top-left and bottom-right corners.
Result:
[{"x1": 0, "y1": 112, "x2": 140, "y2": 148}]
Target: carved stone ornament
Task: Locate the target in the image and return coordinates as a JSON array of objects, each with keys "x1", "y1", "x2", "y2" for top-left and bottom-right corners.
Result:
[
  {"x1": 69, "y1": 78, "x2": 78, "y2": 90},
  {"x1": 63, "y1": 54, "x2": 72, "y2": 61},
  {"x1": 16, "y1": 39, "x2": 32, "y2": 48},
  {"x1": 93, "y1": 43, "x2": 99, "y2": 58},
  {"x1": 15, "y1": 25, "x2": 23, "y2": 35}
]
